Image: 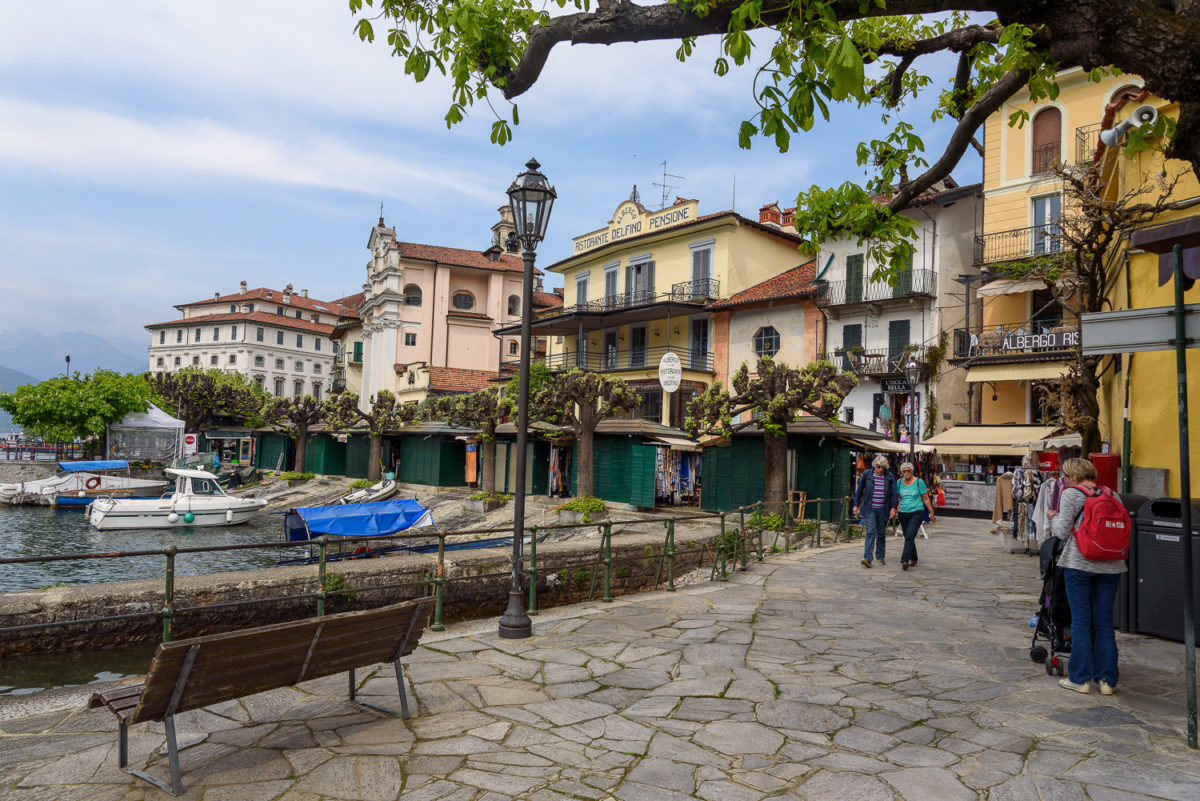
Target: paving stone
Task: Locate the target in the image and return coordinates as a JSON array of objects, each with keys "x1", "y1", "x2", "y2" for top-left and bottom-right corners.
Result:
[
  {"x1": 796, "y1": 769, "x2": 894, "y2": 801},
  {"x1": 693, "y1": 721, "x2": 784, "y2": 756},
  {"x1": 1062, "y1": 756, "x2": 1200, "y2": 800},
  {"x1": 881, "y1": 766, "x2": 976, "y2": 801},
  {"x1": 883, "y1": 743, "x2": 960, "y2": 768},
  {"x1": 831, "y1": 727, "x2": 900, "y2": 754},
  {"x1": 624, "y1": 757, "x2": 696, "y2": 792},
  {"x1": 295, "y1": 755, "x2": 404, "y2": 801},
  {"x1": 758, "y1": 700, "x2": 849, "y2": 734},
  {"x1": 526, "y1": 699, "x2": 616, "y2": 726}
]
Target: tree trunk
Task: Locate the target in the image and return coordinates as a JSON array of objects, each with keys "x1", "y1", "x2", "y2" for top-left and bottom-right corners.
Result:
[
  {"x1": 577, "y1": 428, "x2": 595, "y2": 498},
  {"x1": 368, "y1": 433, "x2": 382, "y2": 481},
  {"x1": 763, "y1": 431, "x2": 788, "y2": 517},
  {"x1": 481, "y1": 438, "x2": 496, "y2": 493},
  {"x1": 293, "y1": 425, "x2": 308, "y2": 473}
]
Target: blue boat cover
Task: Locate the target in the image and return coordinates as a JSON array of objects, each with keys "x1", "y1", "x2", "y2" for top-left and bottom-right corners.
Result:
[
  {"x1": 290, "y1": 498, "x2": 432, "y2": 539},
  {"x1": 58, "y1": 460, "x2": 129, "y2": 472}
]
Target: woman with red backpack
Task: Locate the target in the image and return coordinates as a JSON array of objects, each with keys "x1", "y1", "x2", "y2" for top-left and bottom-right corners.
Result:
[{"x1": 1049, "y1": 457, "x2": 1132, "y2": 695}]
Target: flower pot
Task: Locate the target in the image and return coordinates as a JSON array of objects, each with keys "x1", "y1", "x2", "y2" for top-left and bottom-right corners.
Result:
[
  {"x1": 558, "y1": 508, "x2": 608, "y2": 525},
  {"x1": 464, "y1": 499, "x2": 505, "y2": 513}
]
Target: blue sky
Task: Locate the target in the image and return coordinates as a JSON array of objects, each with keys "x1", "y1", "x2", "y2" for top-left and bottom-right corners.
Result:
[{"x1": 0, "y1": 1, "x2": 980, "y2": 354}]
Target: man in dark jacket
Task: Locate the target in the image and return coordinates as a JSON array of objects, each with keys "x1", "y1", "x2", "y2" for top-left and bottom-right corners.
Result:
[{"x1": 853, "y1": 455, "x2": 898, "y2": 568}]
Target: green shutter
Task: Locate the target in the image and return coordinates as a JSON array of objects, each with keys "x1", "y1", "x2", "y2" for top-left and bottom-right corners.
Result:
[
  {"x1": 893, "y1": 252, "x2": 914, "y2": 298},
  {"x1": 629, "y1": 443, "x2": 657, "y2": 508},
  {"x1": 353, "y1": 341, "x2": 363, "y2": 362},
  {"x1": 888, "y1": 319, "x2": 910, "y2": 366},
  {"x1": 845, "y1": 254, "x2": 864, "y2": 303}
]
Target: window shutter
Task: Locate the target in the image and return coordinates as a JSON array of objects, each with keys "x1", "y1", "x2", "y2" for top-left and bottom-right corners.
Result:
[
  {"x1": 846, "y1": 255, "x2": 864, "y2": 303},
  {"x1": 888, "y1": 319, "x2": 910, "y2": 365},
  {"x1": 893, "y1": 251, "x2": 913, "y2": 297},
  {"x1": 647, "y1": 261, "x2": 656, "y2": 295}
]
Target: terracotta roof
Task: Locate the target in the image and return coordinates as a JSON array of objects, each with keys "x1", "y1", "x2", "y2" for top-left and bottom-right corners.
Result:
[
  {"x1": 707, "y1": 261, "x2": 820, "y2": 310},
  {"x1": 423, "y1": 367, "x2": 498, "y2": 393},
  {"x1": 532, "y1": 291, "x2": 563, "y2": 309},
  {"x1": 332, "y1": 292, "x2": 365, "y2": 318},
  {"x1": 394, "y1": 242, "x2": 539, "y2": 275},
  {"x1": 146, "y1": 311, "x2": 335, "y2": 335},
  {"x1": 447, "y1": 311, "x2": 493, "y2": 322},
  {"x1": 178, "y1": 287, "x2": 356, "y2": 317}
]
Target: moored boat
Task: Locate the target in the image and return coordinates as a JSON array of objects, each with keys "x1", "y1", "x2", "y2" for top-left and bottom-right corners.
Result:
[
  {"x1": 87, "y1": 468, "x2": 268, "y2": 530},
  {"x1": 280, "y1": 498, "x2": 434, "y2": 562},
  {"x1": 335, "y1": 479, "x2": 397, "y2": 505},
  {"x1": 0, "y1": 460, "x2": 170, "y2": 507}
]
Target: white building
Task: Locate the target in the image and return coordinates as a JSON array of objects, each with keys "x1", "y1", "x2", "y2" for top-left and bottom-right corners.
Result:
[{"x1": 146, "y1": 282, "x2": 357, "y2": 400}]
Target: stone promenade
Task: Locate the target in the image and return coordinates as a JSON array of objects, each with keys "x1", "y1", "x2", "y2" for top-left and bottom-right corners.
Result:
[{"x1": 2, "y1": 517, "x2": 1199, "y2": 800}]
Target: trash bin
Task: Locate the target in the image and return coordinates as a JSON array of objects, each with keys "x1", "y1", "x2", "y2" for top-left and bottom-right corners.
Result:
[
  {"x1": 1133, "y1": 497, "x2": 1200, "y2": 642},
  {"x1": 1114, "y1": 492, "x2": 1148, "y2": 632}
]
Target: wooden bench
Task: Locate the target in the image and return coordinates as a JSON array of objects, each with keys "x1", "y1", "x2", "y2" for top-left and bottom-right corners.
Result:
[{"x1": 88, "y1": 597, "x2": 434, "y2": 796}]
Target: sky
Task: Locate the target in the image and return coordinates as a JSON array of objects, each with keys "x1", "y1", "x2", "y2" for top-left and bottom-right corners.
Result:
[{"x1": 0, "y1": 1, "x2": 981, "y2": 355}]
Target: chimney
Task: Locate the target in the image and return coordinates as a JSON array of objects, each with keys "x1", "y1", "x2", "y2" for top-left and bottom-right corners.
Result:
[
  {"x1": 214, "y1": 292, "x2": 221, "y2": 300},
  {"x1": 758, "y1": 203, "x2": 782, "y2": 227},
  {"x1": 300, "y1": 288, "x2": 308, "y2": 298},
  {"x1": 781, "y1": 207, "x2": 796, "y2": 231},
  {"x1": 534, "y1": 277, "x2": 544, "y2": 293},
  {"x1": 283, "y1": 285, "x2": 291, "y2": 304},
  {"x1": 239, "y1": 280, "x2": 247, "y2": 294},
  {"x1": 266, "y1": 290, "x2": 273, "y2": 300}
]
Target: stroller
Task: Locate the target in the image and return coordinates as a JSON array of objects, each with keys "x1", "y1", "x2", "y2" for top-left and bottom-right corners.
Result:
[{"x1": 1029, "y1": 536, "x2": 1072, "y2": 676}]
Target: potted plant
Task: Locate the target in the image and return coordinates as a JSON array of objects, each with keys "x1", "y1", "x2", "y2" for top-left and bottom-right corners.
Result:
[
  {"x1": 558, "y1": 496, "x2": 608, "y2": 525},
  {"x1": 464, "y1": 491, "x2": 511, "y2": 513}
]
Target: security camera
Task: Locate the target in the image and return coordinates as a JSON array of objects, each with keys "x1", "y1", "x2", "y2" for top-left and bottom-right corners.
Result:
[{"x1": 1099, "y1": 104, "x2": 1159, "y2": 147}]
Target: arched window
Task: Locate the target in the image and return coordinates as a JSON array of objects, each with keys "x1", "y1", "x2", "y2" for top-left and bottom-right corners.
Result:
[
  {"x1": 404, "y1": 284, "x2": 422, "y2": 306},
  {"x1": 753, "y1": 326, "x2": 780, "y2": 358},
  {"x1": 1031, "y1": 107, "x2": 1062, "y2": 174},
  {"x1": 452, "y1": 291, "x2": 475, "y2": 311},
  {"x1": 508, "y1": 294, "x2": 521, "y2": 316}
]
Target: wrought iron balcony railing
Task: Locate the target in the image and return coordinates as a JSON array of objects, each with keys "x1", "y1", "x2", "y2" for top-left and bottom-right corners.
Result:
[
  {"x1": 546, "y1": 281, "x2": 720, "y2": 317},
  {"x1": 1031, "y1": 142, "x2": 1061, "y2": 175},
  {"x1": 670, "y1": 278, "x2": 720, "y2": 302},
  {"x1": 952, "y1": 321, "x2": 1081, "y2": 359},
  {"x1": 974, "y1": 224, "x2": 1062, "y2": 265},
  {"x1": 821, "y1": 349, "x2": 923, "y2": 376},
  {"x1": 506, "y1": 344, "x2": 714, "y2": 374},
  {"x1": 1076, "y1": 122, "x2": 1102, "y2": 164},
  {"x1": 817, "y1": 269, "x2": 936, "y2": 307}
]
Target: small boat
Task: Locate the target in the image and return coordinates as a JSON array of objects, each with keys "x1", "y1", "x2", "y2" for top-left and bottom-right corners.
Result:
[
  {"x1": 87, "y1": 468, "x2": 268, "y2": 530},
  {"x1": 280, "y1": 498, "x2": 434, "y2": 563},
  {"x1": 336, "y1": 479, "x2": 397, "y2": 505},
  {"x1": 0, "y1": 460, "x2": 170, "y2": 507}
]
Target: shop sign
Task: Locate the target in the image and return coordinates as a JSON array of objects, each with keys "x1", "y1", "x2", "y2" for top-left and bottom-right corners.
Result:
[
  {"x1": 880, "y1": 377, "x2": 911, "y2": 394},
  {"x1": 658, "y1": 352, "x2": 682, "y2": 393},
  {"x1": 1002, "y1": 329, "x2": 1080, "y2": 352},
  {"x1": 1036, "y1": 450, "x2": 1061, "y2": 471},
  {"x1": 572, "y1": 199, "x2": 701, "y2": 254}
]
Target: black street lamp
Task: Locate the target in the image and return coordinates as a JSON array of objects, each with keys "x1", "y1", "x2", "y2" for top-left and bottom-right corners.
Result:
[
  {"x1": 904, "y1": 355, "x2": 921, "y2": 468},
  {"x1": 499, "y1": 158, "x2": 556, "y2": 640}
]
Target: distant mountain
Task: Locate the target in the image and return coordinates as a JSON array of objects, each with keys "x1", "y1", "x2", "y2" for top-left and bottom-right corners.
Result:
[
  {"x1": 0, "y1": 328, "x2": 146, "y2": 381},
  {"x1": 0, "y1": 365, "x2": 37, "y2": 433}
]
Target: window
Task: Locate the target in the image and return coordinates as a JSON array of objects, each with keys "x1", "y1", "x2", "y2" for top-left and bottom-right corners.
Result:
[
  {"x1": 158, "y1": 331, "x2": 165, "y2": 344},
  {"x1": 841, "y1": 323, "x2": 863, "y2": 371},
  {"x1": 604, "y1": 331, "x2": 618, "y2": 368},
  {"x1": 625, "y1": 259, "x2": 655, "y2": 303},
  {"x1": 313, "y1": 364, "x2": 321, "y2": 374},
  {"x1": 753, "y1": 326, "x2": 780, "y2": 359},
  {"x1": 228, "y1": 354, "x2": 237, "y2": 365},
  {"x1": 691, "y1": 318, "x2": 710, "y2": 369},
  {"x1": 247, "y1": 303, "x2": 254, "y2": 312},
  {"x1": 508, "y1": 294, "x2": 521, "y2": 316},
  {"x1": 405, "y1": 332, "x2": 417, "y2": 347},
  {"x1": 213, "y1": 327, "x2": 219, "y2": 342},
  {"x1": 174, "y1": 356, "x2": 181, "y2": 367},
  {"x1": 353, "y1": 342, "x2": 363, "y2": 362},
  {"x1": 296, "y1": 334, "x2": 303, "y2": 348},
  {"x1": 275, "y1": 358, "x2": 284, "y2": 369},
  {"x1": 256, "y1": 327, "x2": 264, "y2": 342},
  {"x1": 452, "y1": 291, "x2": 475, "y2": 311},
  {"x1": 276, "y1": 331, "x2": 284, "y2": 345},
  {"x1": 887, "y1": 319, "x2": 911, "y2": 367},
  {"x1": 195, "y1": 328, "x2": 201, "y2": 342},
  {"x1": 210, "y1": 355, "x2": 219, "y2": 365},
  {"x1": 176, "y1": 330, "x2": 182, "y2": 343},
  {"x1": 156, "y1": 357, "x2": 164, "y2": 367},
  {"x1": 312, "y1": 383, "x2": 322, "y2": 401},
  {"x1": 230, "y1": 326, "x2": 237, "y2": 340},
  {"x1": 638, "y1": 388, "x2": 663, "y2": 422},
  {"x1": 314, "y1": 338, "x2": 321, "y2": 351},
  {"x1": 192, "y1": 356, "x2": 200, "y2": 365},
  {"x1": 1032, "y1": 194, "x2": 1062, "y2": 254},
  {"x1": 295, "y1": 361, "x2": 304, "y2": 372},
  {"x1": 276, "y1": 306, "x2": 284, "y2": 315},
  {"x1": 404, "y1": 284, "x2": 422, "y2": 306},
  {"x1": 630, "y1": 325, "x2": 647, "y2": 367},
  {"x1": 690, "y1": 239, "x2": 714, "y2": 299},
  {"x1": 332, "y1": 342, "x2": 339, "y2": 355},
  {"x1": 254, "y1": 375, "x2": 264, "y2": 388},
  {"x1": 576, "y1": 274, "x2": 589, "y2": 305},
  {"x1": 294, "y1": 380, "x2": 303, "y2": 398},
  {"x1": 509, "y1": 340, "x2": 518, "y2": 355},
  {"x1": 295, "y1": 310, "x2": 302, "y2": 319},
  {"x1": 274, "y1": 378, "x2": 284, "y2": 397},
  {"x1": 230, "y1": 304, "x2": 236, "y2": 313},
  {"x1": 604, "y1": 263, "x2": 619, "y2": 301},
  {"x1": 1031, "y1": 107, "x2": 1062, "y2": 174},
  {"x1": 254, "y1": 355, "x2": 264, "y2": 367}
]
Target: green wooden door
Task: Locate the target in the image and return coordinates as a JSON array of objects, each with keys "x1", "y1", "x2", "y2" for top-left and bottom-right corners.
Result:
[
  {"x1": 629, "y1": 443, "x2": 657, "y2": 508},
  {"x1": 345, "y1": 435, "x2": 370, "y2": 478}
]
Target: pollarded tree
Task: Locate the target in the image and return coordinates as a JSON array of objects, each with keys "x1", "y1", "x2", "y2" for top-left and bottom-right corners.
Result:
[
  {"x1": 325, "y1": 390, "x2": 418, "y2": 481},
  {"x1": 686, "y1": 357, "x2": 857, "y2": 515},
  {"x1": 146, "y1": 368, "x2": 269, "y2": 433},
  {"x1": 349, "y1": 0, "x2": 1200, "y2": 274},
  {"x1": 427, "y1": 388, "x2": 510, "y2": 493},
  {"x1": 531, "y1": 368, "x2": 639, "y2": 498},
  {"x1": 0, "y1": 370, "x2": 151, "y2": 444},
  {"x1": 263, "y1": 395, "x2": 325, "y2": 473}
]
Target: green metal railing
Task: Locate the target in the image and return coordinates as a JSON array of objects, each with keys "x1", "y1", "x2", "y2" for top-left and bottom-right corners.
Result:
[{"x1": 0, "y1": 498, "x2": 852, "y2": 647}]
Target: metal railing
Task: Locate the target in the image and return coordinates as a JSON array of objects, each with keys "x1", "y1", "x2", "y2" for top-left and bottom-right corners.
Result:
[
  {"x1": 670, "y1": 278, "x2": 720, "y2": 302},
  {"x1": 1031, "y1": 142, "x2": 1061, "y2": 175},
  {"x1": 952, "y1": 321, "x2": 1081, "y2": 358},
  {"x1": 974, "y1": 223, "x2": 1062, "y2": 264},
  {"x1": 1076, "y1": 122, "x2": 1102, "y2": 164},
  {"x1": 0, "y1": 498, "x2": 852, "y2": 651},
  {"x1": 817, "y1": 269, "x2": 936, "y2": 307},
  {"x1": 822, "y1": 349, "x2": 922, "y2": 375},
  {"x1": 553, "y1": 283, "x2": 717, "y2": 317},
  {"x1": 533, "y1": 344, "x2": 714, "y2": 373},
  {"x1": 0, "y1": 439, "x2": 85, "y2": 461}
]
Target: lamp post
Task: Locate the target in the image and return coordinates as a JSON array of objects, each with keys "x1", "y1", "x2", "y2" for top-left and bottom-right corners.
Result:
[
  {"x1": 500, "y1": 158, "x2": 556, "y2": 640},
  {"x1": 904, "y1": 356, "x2": 921, "y2": 469}
]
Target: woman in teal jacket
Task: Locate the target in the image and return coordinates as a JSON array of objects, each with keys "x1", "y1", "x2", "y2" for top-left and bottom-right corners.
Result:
[{"x1": 896, "y1": 462, "x2": 936, "y2": 569}]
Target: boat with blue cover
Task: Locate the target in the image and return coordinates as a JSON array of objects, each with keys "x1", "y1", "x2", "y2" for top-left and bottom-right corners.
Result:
[
  {"x1": 0, "y1": 460, "x2": 170, "y2": 507},
  {"x1": 280, "y1": 498, "x2": 440, "y2": 563}
]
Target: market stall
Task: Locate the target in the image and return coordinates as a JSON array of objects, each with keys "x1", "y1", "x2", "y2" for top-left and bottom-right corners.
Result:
[{"x1": 921, "y1": 424, "x2": 1060, "y2": 512}]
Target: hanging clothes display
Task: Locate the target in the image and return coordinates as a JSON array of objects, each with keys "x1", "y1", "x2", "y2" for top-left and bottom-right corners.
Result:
[
  {"x1": 547, "y1": 445, "x2": 572, "y2": 497},
  {"x1": 653, "y1": 447, "x2": 701, "y2": 505}
]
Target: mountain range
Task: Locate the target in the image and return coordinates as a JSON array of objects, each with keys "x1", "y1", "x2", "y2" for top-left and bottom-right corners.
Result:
[{"x1": 0, "y1": 328, "x2": 147, "y2": 382}]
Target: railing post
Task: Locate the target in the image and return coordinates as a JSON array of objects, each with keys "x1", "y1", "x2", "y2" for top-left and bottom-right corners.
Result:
[
  {"x1": 316, "y1": 536, "x2": 328, "y2": 617},
  {"x1": 718, "y1": 512, "x2": 729, "y2": 580},
  {"x1": 431, "y1": 534, "x2": 445, "y2": 631},
  {"x1": 528, "y1": 526, "x2": 539, "y2": 616},
  {"x1": 738, "y1": 506, "x2": 748, "y2": 570},
  {"x1": 162, "y1": 546, "x2": 176, "y2": 643},
  {"x1": 601, "y1": 522, "x2": 613, "y2": 603},
  {"x1": 815, "y1": 501, "x2": 823, "y2": 548},
  {"x1": 665, "y1": 519, "x2": 676, "y2": 591},
  {"x1": 756, "y1": 501, "x2": 764, "y2": 561}
]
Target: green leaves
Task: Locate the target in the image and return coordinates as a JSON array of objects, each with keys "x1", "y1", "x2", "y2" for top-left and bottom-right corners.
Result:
[{"x1": 0, "y1": 370, "x2": 151, "y2": 443}]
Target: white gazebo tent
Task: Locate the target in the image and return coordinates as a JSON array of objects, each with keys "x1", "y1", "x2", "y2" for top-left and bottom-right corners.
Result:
[{"x1": 106, "y1": 404, "x2": 185, "y2": 462}]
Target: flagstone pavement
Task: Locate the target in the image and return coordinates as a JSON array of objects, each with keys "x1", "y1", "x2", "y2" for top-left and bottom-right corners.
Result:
[{"x1": 2, "y1": 517, "x2": 1199, "y2": 800}]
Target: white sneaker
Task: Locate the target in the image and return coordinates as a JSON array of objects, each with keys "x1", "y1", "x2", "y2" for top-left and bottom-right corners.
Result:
[
  {"x1": 1098, "y1": 681, "x2": 1115, "y2": 696},
  {"x1": 1059, "y1": 678, "x2": 1091, "y2": 694}
]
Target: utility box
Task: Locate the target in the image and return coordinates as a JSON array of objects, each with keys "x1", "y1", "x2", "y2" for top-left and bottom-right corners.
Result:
[{"x1": 1133, "y1": 497, "x2": 1200, "y2": 642}]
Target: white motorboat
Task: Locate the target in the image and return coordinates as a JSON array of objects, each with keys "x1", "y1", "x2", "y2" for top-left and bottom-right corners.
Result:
[
  {"x1": 0, "y1": 460, "x2": 170, "y2": 507},
  {"x1": 87, "y1": 468, "x2": 268, "y2": 530},
  {"x1": 336, "y1": 479, "x2": 398, "y2": 505}
]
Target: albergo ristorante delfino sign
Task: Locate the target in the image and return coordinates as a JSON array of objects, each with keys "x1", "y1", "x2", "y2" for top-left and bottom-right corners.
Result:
[{"x1": 572, "y1": 199, "x2": 700, "y2": 254}]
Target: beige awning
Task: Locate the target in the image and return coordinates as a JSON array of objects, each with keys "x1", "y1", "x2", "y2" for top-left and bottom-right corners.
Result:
[
  {"x1": 966, "y1": 362, "x2": 1070, "y2": 383},
  {"x1": 648, "y1": 435, "x2": 700, "y2": 452},
  {"x1": 843, "y1": 437, "x2": 935, "y2": 454},
  {"x1": 976, "y1": 278, "x2": 1048, "y2": 297},
  {"x1": 922, "y1": 424, "x2": 1060, "y2": 456}
]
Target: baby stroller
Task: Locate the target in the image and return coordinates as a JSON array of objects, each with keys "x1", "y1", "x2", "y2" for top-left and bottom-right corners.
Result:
[{"x1": 1029, "y1": 536, "x2": 1072, "y2": 676}]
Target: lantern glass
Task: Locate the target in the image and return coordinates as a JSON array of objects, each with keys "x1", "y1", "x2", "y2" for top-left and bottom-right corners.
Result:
[
  {"x1": 905, "y1": 357, "x2": 921, "y2": 389},
  {"x1": 506, "y1": 158, "x2": 556, "y2": 249}
]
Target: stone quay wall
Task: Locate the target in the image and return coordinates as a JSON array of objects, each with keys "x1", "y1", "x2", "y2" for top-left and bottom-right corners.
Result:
[
  {"x1": 0, "y1": 521, "x2": 805, "y2": 656},
  {"x1": 0, "y1": 463, "x2": 59, "y2": 484}
]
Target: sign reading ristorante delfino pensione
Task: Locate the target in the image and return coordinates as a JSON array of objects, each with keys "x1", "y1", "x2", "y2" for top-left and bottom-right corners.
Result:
[{"x1": 572, "y1": 199, "x2": 701, "y2": 254}]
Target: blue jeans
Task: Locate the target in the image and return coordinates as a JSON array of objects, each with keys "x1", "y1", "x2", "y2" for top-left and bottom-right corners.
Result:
[
  {"x1": 862, "y1": 507, "x2": 888, "y2": 562},
  {"x1": 1063, "y1": 568, "x2": 1120, "y2": 686},
  {"x1": 898, "y1": 511, "x2": 922, "y2": 564}
]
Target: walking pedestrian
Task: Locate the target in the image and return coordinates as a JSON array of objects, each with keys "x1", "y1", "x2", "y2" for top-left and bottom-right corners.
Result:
[
  {"x1": 897, "y1": 462, "x2": 935, "y2": 570},
  {"x1": 1050, "y1": 457, "x2": 1129, "y2": 695},
  {"x1": 852, "y1": 455, "x2": 897, "y2": 568}
]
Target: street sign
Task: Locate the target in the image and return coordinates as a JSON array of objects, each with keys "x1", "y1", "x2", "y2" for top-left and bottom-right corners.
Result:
[
  {"x1": 1081, "y1": 304, "x2": 1200, "y2": 355},
  {"x1": 658, "y1": 352, "x2": 681, "y2": 393},
  {"x1": 182, "y1": 433, "x2": 198, "y2": 456}
]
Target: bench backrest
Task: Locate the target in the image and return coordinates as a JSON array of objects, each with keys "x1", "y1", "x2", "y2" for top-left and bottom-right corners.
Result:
[{"x1": 128, "y1": 597, "x2": 434, "y2": 724}]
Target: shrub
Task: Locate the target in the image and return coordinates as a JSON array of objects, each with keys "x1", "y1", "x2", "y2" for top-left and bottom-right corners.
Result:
[
  {"x1": 279, "y1": 471, "x2": 315, "y2": 481},
  {"x1": 749, "y1": 509, "x2": 783, "y2": 531},
  {"x1": 468, "y1": 491, "x2": 512, "y2": 502},
  {"x1": 561, "y1": 496, "x2": 606, "y2": 514},
  {"x1": 348, "y1": 478, "x2": 375, "y2": 490},
  {"x1": 322, "y1": 571, "x2": 353, "y2": 600}
]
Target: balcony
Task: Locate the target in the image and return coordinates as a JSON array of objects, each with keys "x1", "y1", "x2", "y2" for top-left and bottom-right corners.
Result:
[
  {"x1": 974, "y1": 224, "x2": 1062, "y2": 265},
  {"x1": 545, "y1": 280, "x2": 719, "y2": 317},
  {"x1": 817, "y1": 269, "x2": 936, "y2": 308},
  {"x1": 670, "y1": 278, "x2": 720, "y2": 303},
  {"x1": 823, "y1": 349, "x2": 923, "y2": 376},
  {"x1": 952, "y1": 321, "x2": 1081, "y2": 360},
  {"x1": 1076, "y1": 122, "x2": 1102, "y2": 165},
  {"x1": 1032, "y1": 142, "x2": 1061, "y2": 175},
  {"x1": 508, "y1": 344, "x2": 714, "y2": 374}
]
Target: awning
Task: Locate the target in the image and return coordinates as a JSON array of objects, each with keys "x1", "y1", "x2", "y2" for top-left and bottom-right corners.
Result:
[
  {"x1": 976, "y1": 278, "x2": 1048, "y2": 297},
  {"x1": 966, "y1": 362, "x2": 1070, "y2": 383},
  {"x1": 648, "y1": 435, "x2": 700, "y2": 452},
  {"x1": 1024, "y1": 433, "x2": 1083, "y2": 449},
  {"x1": 922, "y1": 424, "x2": 1060, "y2": 456},
  {"x1": 843, "y1": 438, "x2": 935, "y2": 454}
]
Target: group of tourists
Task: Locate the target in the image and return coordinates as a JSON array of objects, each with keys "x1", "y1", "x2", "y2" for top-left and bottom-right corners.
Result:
[{"x1": 851, "y1": 455, "x2": 936, "y2": 570}]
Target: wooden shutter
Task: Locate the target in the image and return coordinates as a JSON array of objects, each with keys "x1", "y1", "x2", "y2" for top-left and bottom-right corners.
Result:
[
  {"x1": 1031, "y1": 108, "x2": 1062, "y2": 172},
  {"x1": 888, "y1": 319, "x2": 910, "y2": 365},
  {"x1": 846, "y1": 254, "x2": 864, "y2": 303}
]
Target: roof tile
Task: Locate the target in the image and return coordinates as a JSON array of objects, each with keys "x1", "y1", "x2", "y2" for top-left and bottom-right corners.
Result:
[
  {"x1": 707, "y1": 261, "x2": 819, "y2": 310},
  {"x1": 146, "y1": 310, "x2": 336, "y2": 335}
]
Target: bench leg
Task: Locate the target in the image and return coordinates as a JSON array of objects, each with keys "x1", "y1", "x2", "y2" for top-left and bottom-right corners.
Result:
[
  {"x1": 395, "y1": 658, "x2": 411, "y2": 720},
  {"x1": 118, "y1": 720, "x2": 128, "y2": 769},
  {"x1": 348, "y1": 667, "x2": 357, "y2": 702},
  {"x1": 119, "y1": 715, "x2": 185, "y2": 797}
]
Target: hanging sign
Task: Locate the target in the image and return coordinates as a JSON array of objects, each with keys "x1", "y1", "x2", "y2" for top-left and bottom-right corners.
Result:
[
  {"x1": 880, "y1": 378, "x2": 911, "y2": 394},
  {"x1": 658, "y1": 352, "x2": 682, "y2": 393}
]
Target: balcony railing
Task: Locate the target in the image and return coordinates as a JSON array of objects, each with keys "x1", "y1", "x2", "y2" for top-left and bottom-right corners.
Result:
[
  {"x1": 1032, "y1": 142, "x2": 1061, "y2": 175},
  {"x1": 547, "y1": 281, "x2": 719, "y2": 317},
  {"x1": 509, "y1": 344, "x2": 714, "y2": 374},
  {"x1": 817, "y1": 268, "x2": 936, "y2": 307},
  {"x1": 974, "y1": 224, "x2": 1062, "y2": 265},
  {"x1": 822, "y1": 349, "x2": 922, "y2": 376},
  {"x1": 1076, "y1": 122, "x2": 1102, "y2": 164},
  {"x1": 952, "y1": 321, "x2": 1081, "y2": 359},
  {"x1": 670, "y1": 278, "x2": 721, "y2": 302}
]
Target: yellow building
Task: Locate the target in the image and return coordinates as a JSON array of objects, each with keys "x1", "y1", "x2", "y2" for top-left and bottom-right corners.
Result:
[{"x1": 507, "y1": 196, "x2": 812, "y2": 427}]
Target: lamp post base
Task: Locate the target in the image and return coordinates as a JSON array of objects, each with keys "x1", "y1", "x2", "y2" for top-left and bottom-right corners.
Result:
[{"x1": 498, "y1": 590, "x2": 532, "y2": 639}]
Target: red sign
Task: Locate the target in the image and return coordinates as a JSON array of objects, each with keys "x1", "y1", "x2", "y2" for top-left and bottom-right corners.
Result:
[{"x1": 1037, "y1": 451, "x2": 1060, "y2": 471}]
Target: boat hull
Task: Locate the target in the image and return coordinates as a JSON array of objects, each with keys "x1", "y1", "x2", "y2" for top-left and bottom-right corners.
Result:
[{"x1": 88, "y1": 498, "x2": 268, "y2": 530}]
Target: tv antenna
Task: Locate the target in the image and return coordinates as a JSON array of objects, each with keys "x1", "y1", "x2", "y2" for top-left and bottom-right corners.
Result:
[{"x1": 653, "y1": 161, "x2": 685, "y2": 210}]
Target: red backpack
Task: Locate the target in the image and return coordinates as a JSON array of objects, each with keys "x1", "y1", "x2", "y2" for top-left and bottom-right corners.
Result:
[{"x1": 1070, "y1": 486, "x2": 1132, "y2": 561}]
